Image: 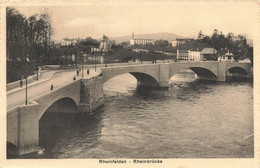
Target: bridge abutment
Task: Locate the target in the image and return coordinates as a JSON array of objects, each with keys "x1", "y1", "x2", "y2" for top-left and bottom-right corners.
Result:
[
  {"x1": 78, "y1": 75, "x2": 104, "y2": 113},
  {"x1": 7, "y1": 101, "x2": 39, "y2": 156}
]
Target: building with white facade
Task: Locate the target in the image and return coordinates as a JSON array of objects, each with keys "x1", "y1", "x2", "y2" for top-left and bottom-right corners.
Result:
[
  {"x1": 218, "y1": 50, "x2": 236, "y2": 62},
  {"x1": 176, "y1": 40, "x2": 196, "y2": 60},
  {"x1": 188, "y1": 49, "x2": 202, "y2": 61},
  {"x1": 130, "y1": 33, "x2": 155, "y2": 45},
  {"x1": 177, "y1": 50, "x2": 189, "y2": 60}
]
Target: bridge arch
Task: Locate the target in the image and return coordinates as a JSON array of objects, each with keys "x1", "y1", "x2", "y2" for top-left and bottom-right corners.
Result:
[
  {"x1": 39, "y1": 97, "x2": 78, "y2": 119},
  {"x1": 103, "y1": 72, "x2": 159, "y2": 86},
  {"x1": 7, "y1": 141, "x2": 18, "y2": 158},
  {"x1": 189, "y1": 67, "x2": 217, "y2": 80},
  {"x1": 225, "y1": 63, "x2": 251, "y2": 75},
  {"x1": 101, "y1": 66, "x2": 160, "y2": 87},
  {"x1": 227, "y1": 66, "x2": 248, "y2": 75},
  {"x1": 39, "y1": 97, "x2": 78, "y2": 150},
  {"x1": 130, "y1": 72, "x2": 159, "y2": 86},
  {"x1": 169, "y1": 66, "x2": 218, "y2": 81}
]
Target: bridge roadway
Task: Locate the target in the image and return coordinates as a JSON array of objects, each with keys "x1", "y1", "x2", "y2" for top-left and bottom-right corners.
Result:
[
  {"x1": 6, "y1": 62, "x2": 143, "y2": 110},
  {"x1": 7, "y1": 69, "x2": 98, "y2": 110}
]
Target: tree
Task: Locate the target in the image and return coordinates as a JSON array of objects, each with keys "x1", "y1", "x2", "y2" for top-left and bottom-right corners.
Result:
[
  {"x1": 197, "y1": 30, "x2": 204, "y2": 40},
  {"x1": 6, "y1": 7, "x2": 54, "y2": 82},
  {"x1": 79, "y1": 37, "x2": 100, "y2": 53},
  {"x1": 247, "y1": 47, "x2": 253, "y2": 67},
  {"x1": 155, "y1": 39, "x2": 168, "y2": 47}
]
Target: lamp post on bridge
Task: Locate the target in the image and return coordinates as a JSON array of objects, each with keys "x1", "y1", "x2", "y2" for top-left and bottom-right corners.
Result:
[
  {"x1": 91, "y1": 48, "x2": 96, "y2": 72},
  {"x1": 81, "y1": 51, "x2": 84, "y2": 78},
  {"x1": 95, "y1": 53, "x2": 96, "y2": 72},
  {"x1": 25, "y1": 73, "x2": 28, "y2": 105},
  {"x1": 25, "y1": 56, "x2": 30, "y2": 105}
]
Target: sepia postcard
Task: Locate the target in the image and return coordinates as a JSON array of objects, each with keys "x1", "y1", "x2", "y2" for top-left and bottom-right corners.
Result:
[{"x1": 0, "y1": 0, "x2": 259, "y2": 168}]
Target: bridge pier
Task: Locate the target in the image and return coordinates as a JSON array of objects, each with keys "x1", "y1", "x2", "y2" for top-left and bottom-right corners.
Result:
[
  {"x1": 78, "y1": 76, "x2": 104, "y2": 113},
  {"x1": 217, "y1": 62, "x2": 227, "y2": 82},
  {"x1": 159, "y1": 64, "x2": 170, "y2": 87},
  {"x1": 158, "y1": 81, "x2": 170, "y2": 87},
  {"x1": 7, "y1": 101, "x2": 39, "y2": 156}
]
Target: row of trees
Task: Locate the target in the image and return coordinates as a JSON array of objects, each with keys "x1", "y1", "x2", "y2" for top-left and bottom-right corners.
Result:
[
  {"x1": 7, "y1": 7, "x2": 53, "y2": 82},
  {"x1": 7, "y1": 7, "x2": 53, "y2": 64}
]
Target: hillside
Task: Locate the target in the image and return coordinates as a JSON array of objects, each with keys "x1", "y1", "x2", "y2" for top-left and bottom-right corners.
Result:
[{"x1": 110, "y1": 32, "x2": 185, "y2": 43}]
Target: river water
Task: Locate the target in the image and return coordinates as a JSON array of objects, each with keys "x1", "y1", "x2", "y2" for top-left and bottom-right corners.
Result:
[{"x1": 25, "y1": 70, "x2": 253, "y2": 158}]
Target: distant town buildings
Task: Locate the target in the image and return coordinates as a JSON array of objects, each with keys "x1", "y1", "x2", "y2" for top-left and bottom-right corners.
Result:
[
  {"x1": 91, "y1": 34, "x2": 112, "y2": 53},
  {"x1": 62, "y1": 38, "x2": 80, "y2": 46},
  {"x1": 189, "y1": 44, "x2": 217, "y2": 61},
  {"x1": 176, "y1": 41, "x2": 217, "y2": 61},
  {"x1": 99, "y1": 34, "x2": 111, "y2": 51},
  {"x1": 130, "y1": 33, "x2": 156, "y2": 45}
]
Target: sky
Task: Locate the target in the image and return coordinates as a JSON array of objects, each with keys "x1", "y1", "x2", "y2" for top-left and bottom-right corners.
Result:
[{"x1": 12, "y1": 1, "x2": 258, "y2": 41}]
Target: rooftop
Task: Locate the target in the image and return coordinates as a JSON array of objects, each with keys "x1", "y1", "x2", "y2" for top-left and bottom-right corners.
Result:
[
  {"x1": 190, "y1": 43, "x2": 213, "y2": 51},
  {"x1": 217, "y1": 49, "x2": 235, "y2": 56}
]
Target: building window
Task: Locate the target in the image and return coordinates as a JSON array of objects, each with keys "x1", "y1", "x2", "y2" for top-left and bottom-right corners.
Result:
[{"x1": 228, "y1": 56, "x2": 231, "y2": 60}]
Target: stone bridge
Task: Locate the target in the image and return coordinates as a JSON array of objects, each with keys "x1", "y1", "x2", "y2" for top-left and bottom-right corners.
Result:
[
  {"x1": 101, "y1": 62, "x2": 251, "y2": 87},
  {"x1": 7, "y1": 61, "x2": 251, "y2": 156}
]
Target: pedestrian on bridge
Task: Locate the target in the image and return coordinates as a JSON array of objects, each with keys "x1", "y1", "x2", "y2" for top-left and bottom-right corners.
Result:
[
  {"x1": 77, "y1": 69, "x2": 79, "y2": 76},
  {"x1": 19, "y1": 79, "x2": 23, "y2": 87},
  {"x1": 50, "y1": 84, "x2": 54, "y2": 91},
  {"x1": 87, "y1": 69, "x2": 90, "y2": 75},
  {"x1": 73, "y1": 76, "x2": 76, "y2": 80}
]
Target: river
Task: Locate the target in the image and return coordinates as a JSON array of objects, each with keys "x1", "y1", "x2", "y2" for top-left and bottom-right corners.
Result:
[{"x1": 21, "y1": 70, "x2": 254, "y2": 158}]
